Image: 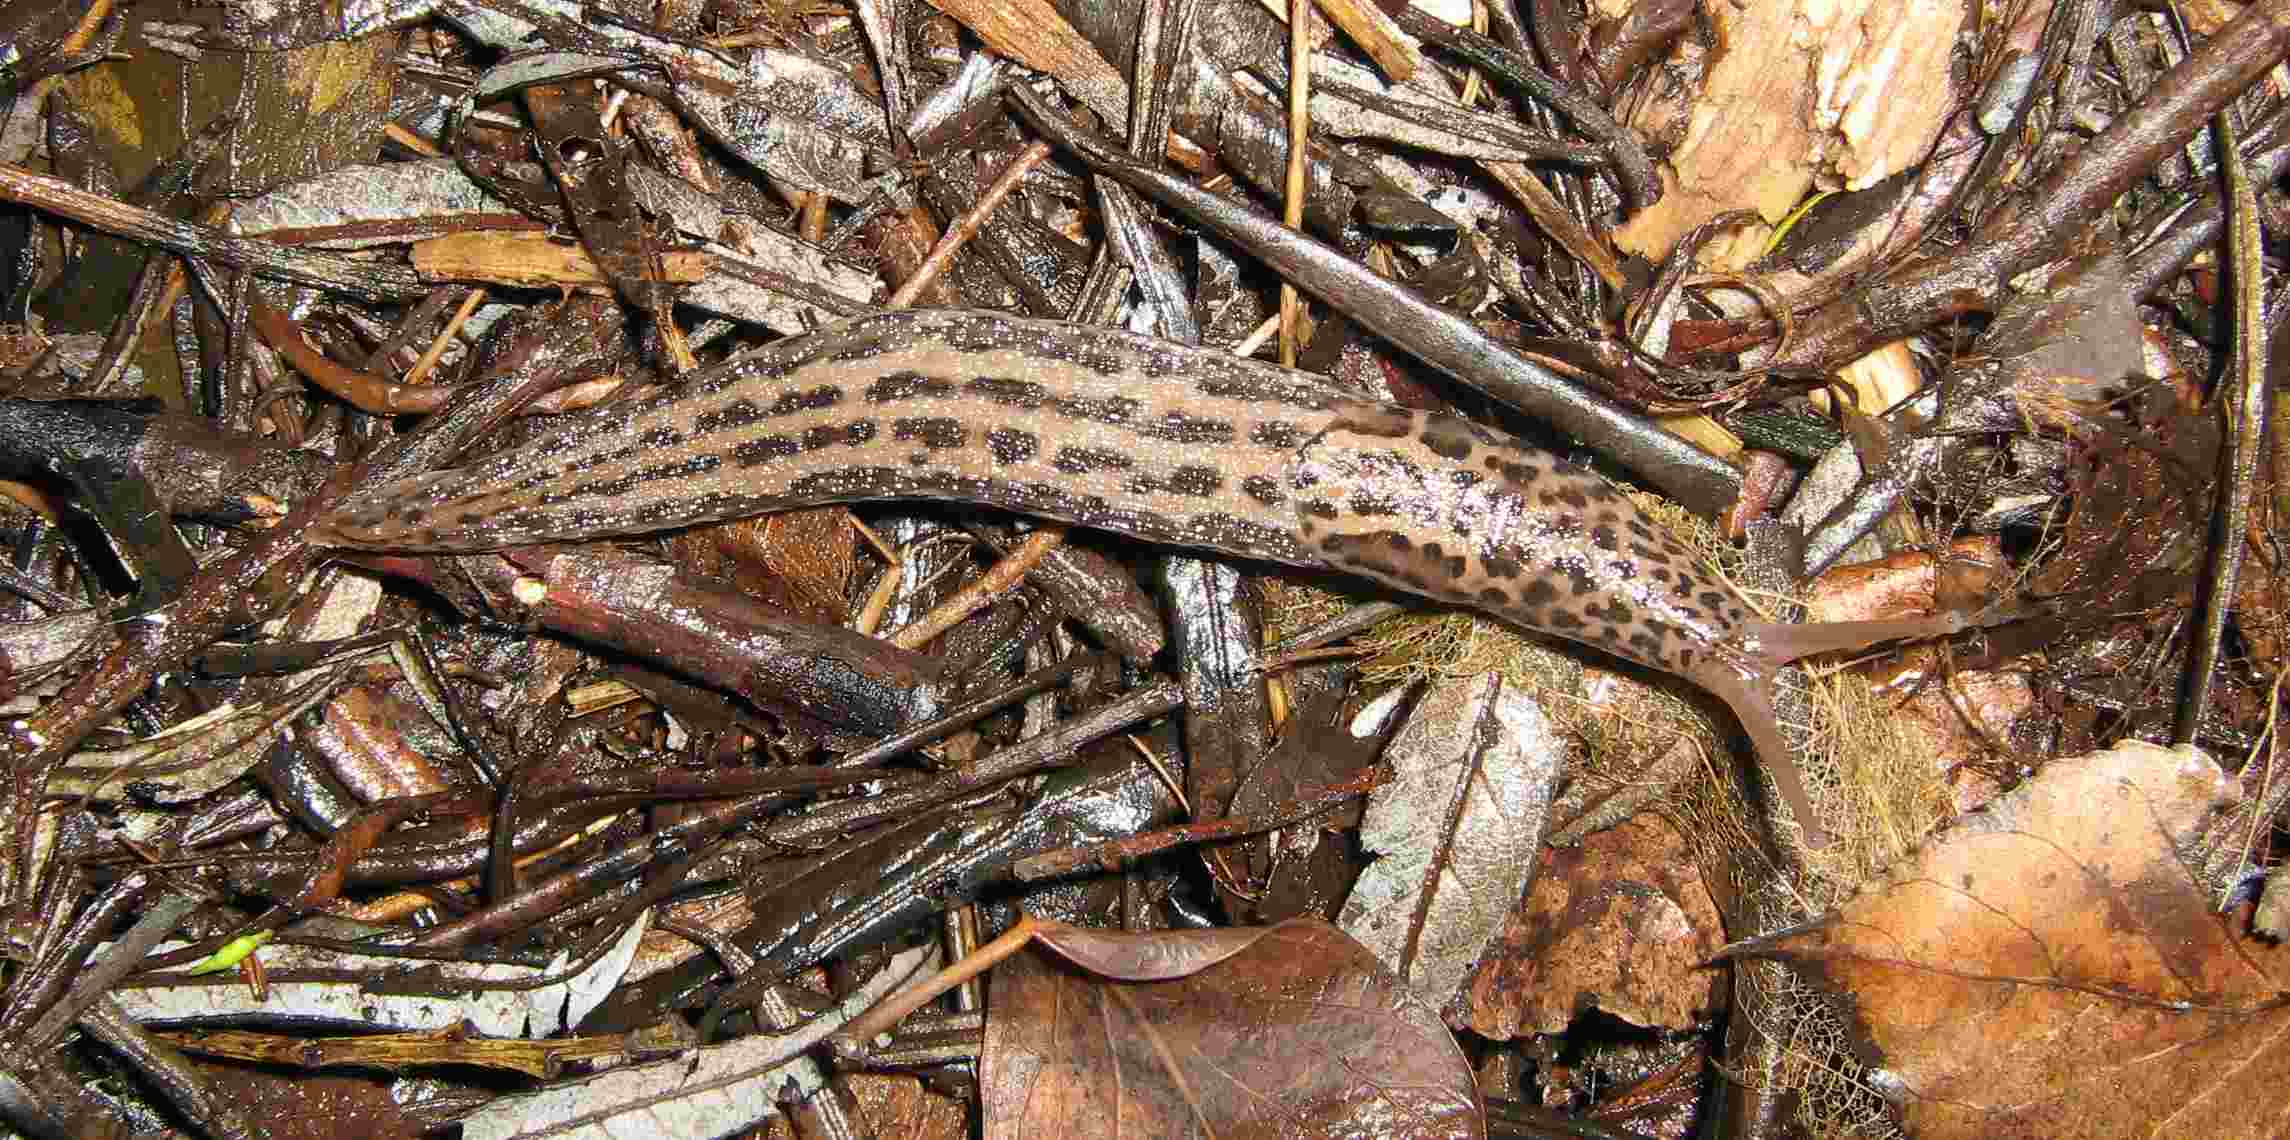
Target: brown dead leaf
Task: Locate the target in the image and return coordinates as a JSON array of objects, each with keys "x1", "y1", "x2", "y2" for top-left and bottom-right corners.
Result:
[
  {"x1": 667, "y1": 508, "x2": 857, "y2": 625},
  {"x1": 1725, "y1": 741, "x2": 2290, "y2": 1139},
  {"x1": 1458, "y1": 814, "x2": 1723, "y2": 1038},
  {"x1": 982, "y1": 917, "x2": 1483, "y2": 1139}
]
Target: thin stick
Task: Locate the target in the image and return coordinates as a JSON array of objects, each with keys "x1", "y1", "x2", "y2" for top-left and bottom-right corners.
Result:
[
  {"x1": 885, "y1": 140, "x2": 1053, "y2": 310},
  {"x1": 2176, "y1": 95, "x2": 2272, "y2": 746},
  {"x1": 1280, "y1": 0, "x2": 1311, "y2": 368},
  {"x1": 401, "y1": 288, "x2": 486, "y2": 387},
  {"x1": 832, "y1": 914, "x2": 1045, "y2": 1056},
  {"x1": 1230, "y1": 312, "x2": 1283, "y2": 357},
  {"x1": 1306, "y1": 0, "x2": 1421, "y2": 82},
  {"x1": 0, "y1": 164, "x2": 425, "y2": 301},
  {"x1": 382, "y1": 122, "x2": 444, "y2": 157},
  {"x1": 1127, "y1": 733, "x2": 1191, "y2": 815},
  {"x1": 889, "y1": 525, "x2": 1068, "y2": 649},
  {"x1": 1012, "y1": 763, "x2": 1391, "y2": 881}
]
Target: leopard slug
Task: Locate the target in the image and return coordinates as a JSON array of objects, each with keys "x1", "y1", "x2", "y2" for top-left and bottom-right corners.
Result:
[{"x1": 314, "y1": 309, "x2": 1836, "y2": 845}]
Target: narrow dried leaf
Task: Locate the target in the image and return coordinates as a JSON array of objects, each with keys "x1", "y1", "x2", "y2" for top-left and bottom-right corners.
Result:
[
  {"x1": 1729, "y1": 741, "x2": 2290, "y2": 1139},
  {"x1": 982, "y1": 918, "x2": 1482, "y2": 1139},
  {"x1": 1337, "y1": 674, "x2": 1563, "y2": 1009},
  {"x1": 411, "y1": 232, "x2": 710, "y2": 288}
]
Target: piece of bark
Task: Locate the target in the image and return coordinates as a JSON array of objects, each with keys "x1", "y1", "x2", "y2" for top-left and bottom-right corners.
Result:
[{"x1": 1614, "y1": 0, "x2": 1966, "y2": 262}]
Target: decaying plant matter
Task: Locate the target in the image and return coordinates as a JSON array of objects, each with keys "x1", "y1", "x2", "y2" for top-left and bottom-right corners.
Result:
[{"x1": 0, "y1": 0, "x2": 2286, "y2": 1136}]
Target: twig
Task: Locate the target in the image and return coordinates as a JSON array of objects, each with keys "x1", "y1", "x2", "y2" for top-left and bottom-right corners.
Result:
[
  {"x1": 400, "y1": 288, "x2": 486, "y2": 387},
  {"x1": 2176, "y1": 100, "x2": 2272, "y2": 746},
  {"x1": 885, "y1": 140, "x2": 1053, "y2": 309},
  {"x1": 1011, "y1": 762, "x2": 1390, "y2": 881},
  {"x1": 1281, "y1": 0, "x2": 1311, "y2": 368},
  {"x1": 1772, "y1": 0, "x2": 2290, "y2": 372},
  {"x1": 889, "y1": 525, "x2": 1068, "y2": 649},
  {"x1": 0, "y1": 164, "x2": 425, "y2": 302},
  {"x1": 1010, "y1": 85, "x2": 1743, "y2": 517}
]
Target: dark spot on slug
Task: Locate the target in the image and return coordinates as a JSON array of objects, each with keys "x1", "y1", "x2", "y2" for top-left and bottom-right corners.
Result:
[
  {"x1": 1241, "y1": 474, "x2": 1285, "y2": 505},
  {"x1": 1140, "y1": 409, "x2": 1237, "y2": 445},
  {"x1": 1492, "y1": 459, "x2": 1539, "y2": 485},
  {"x1": 1250, "y1": 420, "x2": 1306, "y2": 450},
  {"x1": 563, "y1": 444, "x2": 639, "y2": 474},
  {"x1": 638, "y1": 455, "x2": 722, "y2": 481},
  {"x1": 1166, "y1": 466, "x2": 1224, "y2": 496},
  {"x1": 1591, "y1": 525, "x2": 1618, "y2": 551},
  {"x1": 770, "y1": 385, "x2": 842, "y2": 415},
  {"x1": 1053, "y1": 446, "x2": 1133, "y2": 474},
  {"x1": 1334, "y1": 407, "x2": 1416, "y2": 438},
  {"x1": 1347, "y1": 490, "x2": 1398, "y2": 517},
  {"x1": 1419, "y1": 420, "x2": 1477, "y2": 461},
  {"x1": 986, "y1": 428, "x2": 1038, "y2": 464},
  {"x1": 733, "y1": 436, "x2": 801, "y2": 465},
  {"x1": 1194, "y1": 373, "x2": 1338, "y2": 410},
  {"x1": 1520, "y1": 579, "x2": 1559, "y2": 607},
  {"x1": 866, "y1": 370, "x2": 955, "y2": 403},
  {"x1": 638, "y1": 426, "x2": 685, "y2": 448},
  {"x1": 569, "y1": 473, "x2": 640, "y2": 498},
  {"x1": 1049, "y1": 393, "x2": 1142, "y2": 429},
  {"x1": 963, "y1": 376, "x2": 1048, "y2": 407},
  {"x1": 693, "y1": 399, "x2": 763, "y2": 435}
]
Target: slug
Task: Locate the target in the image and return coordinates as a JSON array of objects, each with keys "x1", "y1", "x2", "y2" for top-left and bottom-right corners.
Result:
[{"x1": 316, "y1": 309, "x2": 1906, "y2": 847}]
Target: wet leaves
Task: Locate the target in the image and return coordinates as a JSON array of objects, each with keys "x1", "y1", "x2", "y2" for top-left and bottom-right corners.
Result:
[{"x1": 981, "y1": 918, "x2": 1483, "y2": 1139}]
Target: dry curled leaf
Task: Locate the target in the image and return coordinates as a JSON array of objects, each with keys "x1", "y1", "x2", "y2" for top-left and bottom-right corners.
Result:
[
  {"x1": 1727, "y1": 741, "x2": 2290, "y2": 1139},
  {"x1": 982, "y1": 917, "x2": 1483, "y2": 1139},
  {"x1": 1460, "y1": 813, "x2": 1723, "y2": 1037}
]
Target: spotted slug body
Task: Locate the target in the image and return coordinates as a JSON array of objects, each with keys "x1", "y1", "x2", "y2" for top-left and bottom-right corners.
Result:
[
  {"x1": 316, "y1": 309, "x2": 1821, "y2": 841},
  {"x1": 321, "y1": 310, "x2": 1746, "y2": 666}
]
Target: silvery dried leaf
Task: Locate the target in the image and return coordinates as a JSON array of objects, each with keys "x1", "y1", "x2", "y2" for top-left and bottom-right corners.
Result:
[
  {"x1": 111, "y1": 916, "x2": 649, "y2": 1038},
  {"x1": 229, "y1": 160, "x2": 524, "y2": 247},
  {"x1": 1301, "y1": 55, "x2": 1596, "y2": 164},
  {"x1": 686, "y1": 237, "x2": 879, "y2": 334},
  {"x1": 1337, "y1": 673, "x2": 1564, "y2": 1010},
  {"x1": 458, "y1": 943, "x2": 936, "y2": 1140}
]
